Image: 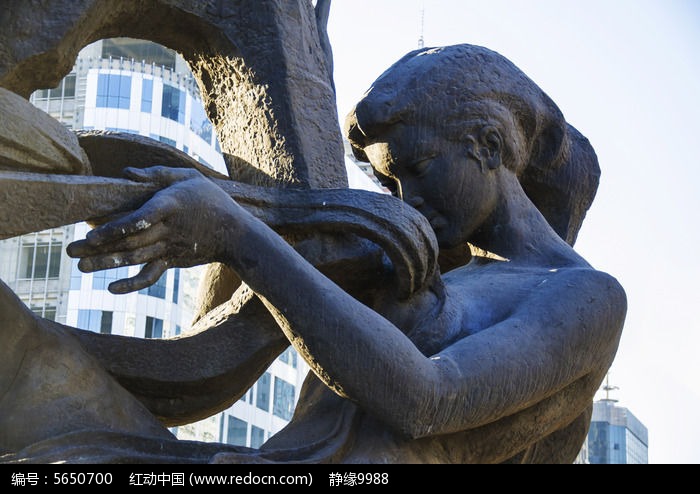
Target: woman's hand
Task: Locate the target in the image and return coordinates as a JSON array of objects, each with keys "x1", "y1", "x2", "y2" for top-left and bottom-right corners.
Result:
[{"x1": 67, "y1": 166, "x2": 239, "y2": 294}]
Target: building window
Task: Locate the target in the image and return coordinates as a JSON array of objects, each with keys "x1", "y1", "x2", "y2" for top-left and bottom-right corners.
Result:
[
  {"x1": 139, "y1": 271, "x2": 167, "y2": 299},
  {"x1": 278, "y1": 347, "x2": 298, "y2": 368},
  {"x1": 96, "y1": 74, "x2": 131, "y2": 109},
  {"x1": 174, "y1": 325, "x2": 181, "y2": 336},
  {"x1": 141, "y1": 78, "x2": 153, "y2": 113},
  {"x1": 102, "y1": 38, "x2": 177, "y2": 71},
  {"x1": 77, "y1": 310, "x2": 113, "y2": 334},
  {"x1": 19, "y1": 242, "x2": 62, "y2": 279},
  {"x1": 172, "y1": 268, "x2": 180, "y2": 303},
  {"x1": 69, "y1": 259, "x2": 82, "y2": 290},
  {"x1": 273, "y1": 377, "x2": 295, "y2": 421},
  {"x1": 197, "y1": 156, "x2": 210, "y2": 168},
  {"x1": 105, "y1": 127, "x2": 138, "y2": 134},
  {"x1": 250, "y1": 426, "x2": 266, "y2": 448},
  {"x1": 159, "y1": 135, "x2": 177, "y2": 148},
  {"x1": 92, "y1": 266, "x2": 129, "y2": 291},
  {"x1": 31, "y1": 305, "x2": 57, "y2": 321},
  {"x1": 226, "y1": 417, "x2": 247, "y2": 446},
  {"x1": 100, "y1": 312, "x2": 113, "y2": 334},
  {"x1": 256, "y1": 372, "x2": 271, "y2": 412},
  {"x1": 63, "y1": 74, "x2": 76, "y2": 98},
  {"x1": 190, "y1": 101, "x2": 212, "y2": 144},
  {"x1": 144, "y1": 316, "x2": 163, "y2": 339},
  {"x1": 35, "y1": 74, "x2": 76, "y2": 100},
  {"x1": 161, "y1": 84, "x2": 185, "y2": 123}
]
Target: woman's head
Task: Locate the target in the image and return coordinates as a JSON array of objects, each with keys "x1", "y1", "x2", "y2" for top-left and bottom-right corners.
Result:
[{"x1": 345, "y1": 44, "x2": 600, "y2": 245}]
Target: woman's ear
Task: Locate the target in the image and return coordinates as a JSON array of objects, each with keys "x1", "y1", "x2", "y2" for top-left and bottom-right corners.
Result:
[{"x1": 478, "y1": 126, "x2": 503, "y2": 170}]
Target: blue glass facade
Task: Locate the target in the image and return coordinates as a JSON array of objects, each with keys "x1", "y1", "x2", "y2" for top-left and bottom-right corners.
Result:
[
  {"x1": 250, "y1": 425, "x2": 266, "y2": 448},
  {"x1": 97, "y1": 74, "x2": 131, "y2": 109},
  {"x1": 92, "y1": 266, "x2": 129, "y2": 290},
  {"x1": 141, "y1": 78, "x2": 153, "y2": 112},
  {"x1": 144, "y1": 316, "x2": 163, "y2": 339},
  {"x1": 190, "y1": 101, "x2": 212, "y2": 144},
  {"x1": 139, "y1": 271, "x2": 167, "y2": 299},
  {"x1": 161, "y1": 84, "x2": 185, "y2": 123},
  {"x1": 587, "y1": 400, "x2": 648, "y2": 464},
  {"x1": 227, "y1": 417, "x2": 247, "y2": 446},
  {"x1": 77, "y1": 309, "x2": 113, "y2": 334},
  {"x1": 256, "y1": 372, "x2": 271, "y2": 412},
  {"x1": 588, "y1": 422, "x2": 627, "y2": 464},
  {"x1": 273, "y1": 376, "x2": 295, "y2": 421}
]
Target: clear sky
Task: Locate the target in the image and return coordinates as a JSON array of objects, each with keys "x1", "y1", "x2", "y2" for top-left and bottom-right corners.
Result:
[{"x1": 327, "y1": 0, "x2": 700, "y2": 464}]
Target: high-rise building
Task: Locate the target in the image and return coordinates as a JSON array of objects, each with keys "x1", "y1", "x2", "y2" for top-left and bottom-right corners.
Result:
[
  {"x1": 586, "y1": 398, "x2": 649, "y2": 464},
  {"x1": 1, "y1": 37, "x2": 379, "y2": 449},
  {"x1": 574, "y1": 377, "x2": 649, "y2": 464}
]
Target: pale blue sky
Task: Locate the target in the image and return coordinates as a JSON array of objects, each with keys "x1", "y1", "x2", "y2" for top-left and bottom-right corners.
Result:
[{"x1": 328, "y1": 0, "x2": 700, "y2": 464}]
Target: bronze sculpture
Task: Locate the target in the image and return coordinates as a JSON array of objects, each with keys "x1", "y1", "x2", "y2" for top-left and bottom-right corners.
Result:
[{"x1": 0, "y1": 1, "x2": 626, "y2": 463}]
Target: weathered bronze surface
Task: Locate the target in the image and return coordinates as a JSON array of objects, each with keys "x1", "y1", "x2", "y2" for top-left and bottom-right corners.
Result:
[{"x1": 0, "y1": 1, "x2": 625, "y2": 463}]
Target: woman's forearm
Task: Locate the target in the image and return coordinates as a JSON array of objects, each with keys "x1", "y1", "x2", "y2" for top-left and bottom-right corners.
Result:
[{"x1": 218, "y1": 202, "x2": 445, "y2": 431}]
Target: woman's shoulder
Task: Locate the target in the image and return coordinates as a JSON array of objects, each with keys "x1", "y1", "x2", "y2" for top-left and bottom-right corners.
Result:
[
  {"x1": 446, "y1": 261, "x2": 626, "y2": 313},
  {"x1": 518, "y1": 265, "x2": 627, "y2": 323},
  {"x1": 447, "y1": 256, "x2": 615, "y2": 281},
  {"x1": 554, "y1": 265, "x2": 626, "y2": 295}
]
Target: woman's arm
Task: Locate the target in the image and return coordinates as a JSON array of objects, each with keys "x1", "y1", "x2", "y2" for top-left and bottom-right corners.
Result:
[
  {"x1": 207, "y1": 177, "x2": 627, "y2": 438},
  {"x1": 222, "y1": 201, "x2": 626, "y2": 437}
]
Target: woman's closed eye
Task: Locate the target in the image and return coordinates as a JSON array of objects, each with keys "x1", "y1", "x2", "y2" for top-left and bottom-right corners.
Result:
[{"x1": 411, "y1": 157, "x2": 435, "y2": 177}]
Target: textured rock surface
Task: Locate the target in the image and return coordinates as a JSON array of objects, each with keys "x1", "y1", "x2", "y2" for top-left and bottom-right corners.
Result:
[{"x1": 0, "y1": 0, "x2": 346, "y2": 188}]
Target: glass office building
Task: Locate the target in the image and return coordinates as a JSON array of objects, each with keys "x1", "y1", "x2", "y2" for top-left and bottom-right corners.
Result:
[{"x1": 586, "y1": 399, "x2": 649, "y2": 464}]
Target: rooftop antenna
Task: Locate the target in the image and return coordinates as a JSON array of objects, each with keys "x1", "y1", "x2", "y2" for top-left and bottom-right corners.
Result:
[
  {"x1": 418, "y1": 4, "x2": 425, "y2": 49},
  {"x1": 601, "y1": 373, "x2": 619, "y2": 403}
]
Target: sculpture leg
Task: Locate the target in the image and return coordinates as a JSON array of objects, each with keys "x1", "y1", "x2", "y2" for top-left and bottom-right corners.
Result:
[{"x1": 0, "y1": 279, "x2": 172, "y2": 455}]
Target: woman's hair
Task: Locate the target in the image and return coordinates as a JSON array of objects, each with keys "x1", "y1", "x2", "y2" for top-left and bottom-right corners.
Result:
[{"x1": 344, "y1": 44, "x2": 600, "y2": 246}]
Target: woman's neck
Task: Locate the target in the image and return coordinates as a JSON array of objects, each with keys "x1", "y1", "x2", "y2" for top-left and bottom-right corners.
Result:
[{"x1": 469, "y1": 172, "x2": 588, "y2": 268}]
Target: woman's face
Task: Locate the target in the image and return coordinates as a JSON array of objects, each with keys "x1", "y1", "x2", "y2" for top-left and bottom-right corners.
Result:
[{"x1": 363, "y1": 122, "x2": 500, "y2": 249}]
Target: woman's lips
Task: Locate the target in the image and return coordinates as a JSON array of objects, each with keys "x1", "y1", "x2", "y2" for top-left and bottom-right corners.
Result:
[
  {"x1": 420, "y1": 209, "x2": 447, "y2": 230},
  {"x1": 429, "y1": 215, "x2": 448, "y2": 230}
]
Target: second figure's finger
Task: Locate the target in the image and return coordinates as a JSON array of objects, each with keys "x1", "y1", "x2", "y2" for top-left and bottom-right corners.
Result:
[
  {"x1": 108, "y1": 260, "x2": 168, "y2": 294},
  {"x1": 84, "y1": 194, "x2": 174, "y2": 246},
  {"x1": 76, "y1": 241, "x2": 168, "y2": 273},
  {"x1": 67, "y1": 223, "x2": 169, "y2": 258}
]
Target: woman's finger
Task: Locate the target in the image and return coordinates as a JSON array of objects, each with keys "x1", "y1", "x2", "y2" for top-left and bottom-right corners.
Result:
[
  {"x1": 76, "y1": 241, "x2": 168, "y2": 273},
  {"x1": 108, "y1": 260, "x2": 168, "y2": 294}
]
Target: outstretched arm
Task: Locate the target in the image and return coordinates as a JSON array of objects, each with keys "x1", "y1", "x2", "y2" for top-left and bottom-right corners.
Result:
[
  {"x1": 69, "y1": 167, "x2": 626, "y2": 439},
  {"x1": 60, "y1": 166, "x2": 427, "y2": 424}
]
